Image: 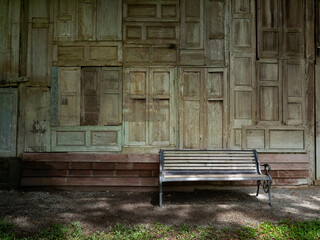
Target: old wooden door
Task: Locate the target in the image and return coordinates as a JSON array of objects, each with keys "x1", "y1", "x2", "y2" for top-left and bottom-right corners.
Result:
[
  {"x1": 179, "y1": 68, "x2": 227, "y2": 149},
  {"x1": 0, "y1": 88, "x2": 17, "y2": 157}
]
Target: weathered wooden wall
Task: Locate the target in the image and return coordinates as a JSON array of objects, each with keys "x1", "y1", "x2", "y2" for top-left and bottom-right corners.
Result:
[{"x1": 0, "y1": 0, "x2": 318, "y2": 187}]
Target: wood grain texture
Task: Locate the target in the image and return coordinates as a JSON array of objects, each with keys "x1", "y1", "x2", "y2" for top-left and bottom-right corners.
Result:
[
  {"x1": 123, "y1": 67, "x2": 176, "y2": 147},
  {"x1": 0, "y1": 89, "x2": 18, "y2": 157}
]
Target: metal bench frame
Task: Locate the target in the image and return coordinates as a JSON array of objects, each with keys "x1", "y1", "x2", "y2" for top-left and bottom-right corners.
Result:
[{"x1": 159, "y1": 149, "x2": 272, "y2": 207}]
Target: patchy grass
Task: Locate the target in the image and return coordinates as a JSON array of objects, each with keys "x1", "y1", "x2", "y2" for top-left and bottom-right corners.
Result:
[{"x1": 1, "y1": 218, "x2": 320, "y2": 240}]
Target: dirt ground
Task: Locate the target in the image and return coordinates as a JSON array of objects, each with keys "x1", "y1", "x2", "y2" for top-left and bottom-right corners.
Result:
[{"x1": 1, "y1": 186, "x2": 320, "y2": 236}]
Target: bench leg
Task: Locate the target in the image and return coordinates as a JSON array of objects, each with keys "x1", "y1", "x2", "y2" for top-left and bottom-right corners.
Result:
[
  {"x1": 159, "y1": 181, "x2": 163, "y2": 207},
  {"x1": 268, "y1": 181, "x2": 272, "y2": 207},
  {"x1": 256, "y1": 180, "x2": 261, "y2": 196}
]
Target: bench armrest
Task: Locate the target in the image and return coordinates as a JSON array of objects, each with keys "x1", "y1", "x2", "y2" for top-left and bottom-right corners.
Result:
[{"x1": 260, "y1": 163, "x2": 271, "y2": 175}]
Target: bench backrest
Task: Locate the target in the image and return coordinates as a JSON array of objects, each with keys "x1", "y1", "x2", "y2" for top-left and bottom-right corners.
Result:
[{"x1": 160, "y1": 150, "x2": 261, "y2": 175}]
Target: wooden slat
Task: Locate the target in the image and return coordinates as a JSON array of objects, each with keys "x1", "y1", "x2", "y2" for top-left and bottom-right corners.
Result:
[
  {"x1": 164, "y1": 151, "x2": 254, "y2": 154},
  {"x1": 164, "y1": 157, "x2": 255, "y2": 160},
  {"x1": 164, "y1": 160, "x2": 255, "y2": 163},
  {"x1": 22, "y1": 153, "x2": 159, "y2": 163},
  {"x1": 164, "y1": 166, "x2": 257, "y2": 170},
  {"x1": 21, "y1": 177, "x2": 158, "y2": 187},
  {"x1": 164, "y1": 154, "x2": 254, "y2": 159},
  {"x1": 164, "y1": 163, "x2": 255, "y2": 167},
  {"x1": 163, "y1": 174, "x2": 265, "y2": 179}
]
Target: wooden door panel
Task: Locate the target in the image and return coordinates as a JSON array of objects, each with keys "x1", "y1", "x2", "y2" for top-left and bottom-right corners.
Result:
[
  {"x1": 124, "y1": 68, "x2": 148, "y2": 146},
  {"x1": 54, "y1": 0, "x2": 76, "y2": 41},
  {"x1": 81, "y1": 68, "x2": 100, "y2": 126},
  {"x1": 257, "y1": 0, "x2": 280, "y2": 58},
  {"x1": 150, "y1": 100, "x2": 170, "y2": 145},
  {"x1": 58, "y1": 67, "x2": 81, "y2": 126},
  {"x1": 96, "y1": 0, "x2": 122, "y2": 40},
  {"x1": 127, "y1": 99, "x2": 147, "y2": 145},
  {"x1": 24, "y1": 87, "x2": 51, "y2": 152},
  {"x1": 206, "y1": 101, "x2": 223, "y2": 149},
  {"x1": 204, "y1": 68, "x2": 227, "y2": 149},
  {"x1": 124, "y1": 67, "x2": 176, "y2": 147},
  {"x1": 179, "y1": 68, "x2": 203, "y2": 149},
  {"x1": 0, "y1": 89, "x2": 17, "y2": 157},
  {"x1": 77, "y1": 0, "x2": 95, "y2": 41},
  {"x1": 99, "y1": 68, "x2": 122, "y2": 125},
  {"x1": 259, "y1": 86, "x2": 279, "y2": 121},
  {"x1": 149, "y1": 68, "x2": 175, "y2": 146},
  {"x1": 182, "y1": 101, "x2": 201, "y2": 149},
  {"x1": 123, "y1": 0, "x2": 179, "y2": 22},
  {"x1": 283, "y1": 60, "x2": 305, "y2": 125}
]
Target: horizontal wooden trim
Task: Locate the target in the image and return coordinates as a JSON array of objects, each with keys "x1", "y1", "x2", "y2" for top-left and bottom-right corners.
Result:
[
  {"x1": 20, "y1": 186, "x2": 159, "y2": 192},
  {"x1": 269, "y1": 170, "x2": 309, "y2": 179},
  {"x1": 21, "y1": 177, "x2": 158, "y2": 187},
  {"x1": 259, "y1": 154, "x2": 309, "y2": 163},
  {"x1": 260, "y1": 163, "x2": 309, "y2": 171},
  {"x1": 22, "y1": 169, "x2": 68, "y2": 177},
  {"x1": 22, "y1": 153, "x2": 159, "y2": 163}
]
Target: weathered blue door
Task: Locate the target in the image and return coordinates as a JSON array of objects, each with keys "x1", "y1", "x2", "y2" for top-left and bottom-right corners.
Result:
[{"x1": 0, "y1": 88, "x2": 18, "y2": 157}]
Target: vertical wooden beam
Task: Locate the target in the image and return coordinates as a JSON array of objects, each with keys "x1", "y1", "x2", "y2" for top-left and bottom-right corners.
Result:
[
  {"x1": 50, "y1": 66, "x2": 58, "y2": 126},
  {"x1": 17, "y1": 83, "x2": 26, "y2": 157},
  {"x1": 19, "y1": 0, "x2": 28, "y2": 77},
  {"x1": 314, "y1": 0, "x2": 320, "y2": 184}
]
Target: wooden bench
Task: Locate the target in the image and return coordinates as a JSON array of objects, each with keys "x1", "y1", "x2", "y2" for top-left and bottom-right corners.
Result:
[{"x1": 159, "y1": 149, "x2": 272, "y2": 207}]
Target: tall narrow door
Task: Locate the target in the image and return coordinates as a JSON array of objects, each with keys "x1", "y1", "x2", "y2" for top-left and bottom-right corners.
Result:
[
  {"x1": 0, "y1": 88, "x2": 18, "y2": 156},
  {"x1": 179, "y1": 68, "x2": 227, "y2": 149}
]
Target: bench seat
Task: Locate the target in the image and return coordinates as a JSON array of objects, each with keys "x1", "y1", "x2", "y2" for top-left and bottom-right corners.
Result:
[
  {"x1": 161, "y1": 174, "x2": 270, "y2": 181},
  {"x1": 159, "y1": 149, "x2": 272, "y2": 207}
]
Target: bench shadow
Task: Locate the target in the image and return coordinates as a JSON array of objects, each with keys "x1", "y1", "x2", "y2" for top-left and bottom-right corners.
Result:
[{"x1": 151, "y1": 189, "x2": 261, "y2": 206}]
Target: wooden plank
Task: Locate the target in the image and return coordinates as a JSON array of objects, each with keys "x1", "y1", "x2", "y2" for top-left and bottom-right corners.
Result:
[
  {"x1": 50, "y1": 67, "x2": 59, "y2": 126},
  {"x1": 269, "y1": 170, "x2": 309, "y2": 179},
  {"x1": 21, "y1": 177, "x2": 141, "y2": 186},
  {"x1": 0, "y1": 0, "x2": 10, "y2": 76},
  {"x1": 179, "y1": 68, "x2": 203, "y2": 149},
  {"x1": 24, "y1": 87, "x2": 51, "y2": 152},
  {"x1": 22, "y1": 169, "x2": 68, "y2": 177},
  {"x1": 316, "y1": 64, "x2": 320, "y2": 180},
  {"x1": 23, "y1": 153, "x2": 159, "y2": 163},
  {"x1": 164, "y1": 167, "x2": 257, "y2": 171},
  {"x1": 257, "y1": 60, "x2": 282, "y2": 124},
  {"x1": 51, "y1": 126, "x2": 122, "y2": 152},
  {"x1": 53, "y1": 42, "x2": 122, "y2": 66},
  {"x1": 99, "y1": 67, "x2": 122, "y2": 125},
  {"x1": 76, "y1": 0, "x2": 95, "y2": 40},
  {"x1": 22, "y1": 161, "x2": 68, "y2": 170},
  {"x1": 96, "y1": 0, "x2": 122, "y2": 40},
  {"x1": 149, "y1": 68, "x2": 176, "y2": 146},
  {"x1": 257, "y1": 0, "x2": 281, "y2": 58},
  {"x1": 205, "y1": 0, "x2": 227, "y2": 66},
  {"x1": 259, "y1": 154, "x2": 309, "y2": 163},
  {"x1": 259, "y1": 163, "x2": 309, "y2": 171},
  {"x1": 81, "y1": 67, "x2": 100, "y2": 126},
  {"x1": 27, "y1": 0, "x2": 51, "y2": 86},
  {"x1": 282, "y1": 0, "x2": 305, "y2": 57},
  {"x1": 58, "y1": 67, "x2": 81, "y2": 126},
  {"x1": 0, "y1": 89, "x2": 18, "y2": 157},
  {"x1": 269, "y1": 130, "x2": 304, "y2": 149},
  {"x1": 123, "y1": 0, "x2": 179, "y2": 22},
  {"x1": 164, "y1": 155, "x2": 255, "y2": 158},
  {"x1": 53, "y1": 0, "x2": 76, "y2": 41}
]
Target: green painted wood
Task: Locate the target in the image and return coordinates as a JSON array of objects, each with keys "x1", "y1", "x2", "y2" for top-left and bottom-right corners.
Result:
[
  {"x1": 51, "y1": 126, "x2": 122, "y2": 152},
  {"x1": 0, "y1": 88, "x2": 18, "y2": 157},
  {"x1": 50, "y1": 67, "x2": 58, "y2": 126}
]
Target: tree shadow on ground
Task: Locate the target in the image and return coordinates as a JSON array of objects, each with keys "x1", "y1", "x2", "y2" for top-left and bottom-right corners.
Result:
[{"x1": 0, "y1": 187, "x2": 320, "y2": 237}]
